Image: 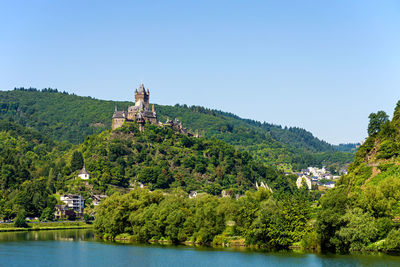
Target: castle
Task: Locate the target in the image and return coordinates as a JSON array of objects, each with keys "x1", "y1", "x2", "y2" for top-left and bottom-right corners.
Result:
[
  {"x1": 112, "y1": 84, "x2": 158, "y2": 130},
  {"x1": 112, "y1": 84, "x2": 195, "y2": 136}
]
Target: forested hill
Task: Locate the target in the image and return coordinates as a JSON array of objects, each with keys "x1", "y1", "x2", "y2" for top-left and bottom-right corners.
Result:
[
  {"x1": 0, "y1": 88, "x2": 353, "y2": 170},
  {"x1": 74, "y1": 122, "x2": 297, "y2": 193},
  {"x1": 316, "y1": 101, "x2": 400, "y2": 253},
  {"x1": 0, "y1": 120, "x2": 71, "y2": 218}
]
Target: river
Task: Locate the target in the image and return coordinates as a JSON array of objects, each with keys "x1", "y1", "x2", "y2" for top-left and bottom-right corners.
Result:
[{"x1": 0, "y1": 229, "x2": 399, "y2": 266}]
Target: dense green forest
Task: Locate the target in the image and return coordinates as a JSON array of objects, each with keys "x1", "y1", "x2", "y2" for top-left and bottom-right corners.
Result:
[
  {"x1": 94, "y1": 187, "x2": 311, "y2": 248},
  {"x1": 93, "y1": 101, "x2": 400, "y2": 252},
  {"x1": 2, "y1": 86, "x2": 399, "y2": 253},
  {"x1": 0, "y1": 121, "x2": 71, "y2": 219},
  {"x1": 67, "y1": 121, "x2": 298, "y2": 194},
  {"x1": 315, "y1": 101, "x2": 400, "y2": 253},
  {"x1": 0, "y1": 88, "x2": 354, "y2": 171},
  {"x1": 0, "y1": 119, "x2": 298, "y2": 220}
]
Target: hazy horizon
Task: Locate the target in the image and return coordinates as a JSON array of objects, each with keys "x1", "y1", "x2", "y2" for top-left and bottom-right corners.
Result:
[{"x1": 1, "y1": 0, "x2": 400, "y2": 144}]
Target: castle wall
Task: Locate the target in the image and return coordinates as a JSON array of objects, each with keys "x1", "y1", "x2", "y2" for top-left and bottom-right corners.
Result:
[
  {"x1": 112, "y1": 118, "x2": 125, "y2": 130},
  {"x1": 127, "y1": 111, "x2": 135, "y2": 120}
]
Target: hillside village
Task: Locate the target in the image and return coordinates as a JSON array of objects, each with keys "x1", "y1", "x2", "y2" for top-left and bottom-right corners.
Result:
[{"x1": 294, "y1": 166, "x2": 343, "y2": 190}]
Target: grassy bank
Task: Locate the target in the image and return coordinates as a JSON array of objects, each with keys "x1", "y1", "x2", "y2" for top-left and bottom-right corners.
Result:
[{"x1": 0, "y1": 221, "x2": 93, "y2": 232}]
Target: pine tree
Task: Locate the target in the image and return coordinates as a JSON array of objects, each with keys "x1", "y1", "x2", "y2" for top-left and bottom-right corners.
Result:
[{"x1": 70, "y1": 151, "x2": 84, "y2": 171}]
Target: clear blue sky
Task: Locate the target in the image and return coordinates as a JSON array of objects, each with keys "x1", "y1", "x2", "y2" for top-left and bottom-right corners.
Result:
[{"x1": 1, "y1": 0, "x2": 400, "y2": 144}]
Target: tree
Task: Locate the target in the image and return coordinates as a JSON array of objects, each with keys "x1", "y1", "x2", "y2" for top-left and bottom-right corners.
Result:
[
  {"x1": 14, "y1": 210, "x2": 28, "y2": 228},
  {"x1": 368, "y1": 111, "x2": 389, "y2": 136},
  {"x1": 70, "y1": 151, "x2": 84, "y2": 171},
  {"x1": 40, "y1": 207, "x2": 54, "y2": 221}
]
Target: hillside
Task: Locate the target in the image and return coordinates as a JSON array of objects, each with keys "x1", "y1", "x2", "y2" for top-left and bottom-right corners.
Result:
[
  {"x1": 0, "y1": 120, "x2": 70, "y2": 219},
  {"x1": 0, "y1": 88, "x2": 354, "y2": 170},
  {"x1": 315, "y1": 101, "x2": 400, "y2": 253},
  {"x1": 0, "y1": 119, "x2": 299, "y2": 219},
  {"x1": 72, "y1": 121, "x2": 296, "y2": 194}
]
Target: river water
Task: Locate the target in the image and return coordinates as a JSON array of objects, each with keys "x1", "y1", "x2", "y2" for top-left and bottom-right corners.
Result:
[{"x1": 0, "y1": 229, "x2": 399, "y2": 267}]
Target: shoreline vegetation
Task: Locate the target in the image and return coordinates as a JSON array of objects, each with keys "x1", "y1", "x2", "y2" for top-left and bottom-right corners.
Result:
[
  {"x1": 94, "y1": 187, "x2": 314, "y2": 251},
  {"x1": 0, "y1": 221, "x2": 93, "y2": 232}
]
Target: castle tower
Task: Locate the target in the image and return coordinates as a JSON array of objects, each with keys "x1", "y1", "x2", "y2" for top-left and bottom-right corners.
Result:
[{"x1": 135, "y1": 83, "x2": 150, "y2": 109}]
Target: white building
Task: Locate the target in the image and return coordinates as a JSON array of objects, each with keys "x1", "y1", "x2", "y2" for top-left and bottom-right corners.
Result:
[
  {"x1": 78, "y1": 165, "x2": 89, "y2": 180},
  {"x1": 60, "y1": 194, "x2": 85, "y2": 214}
]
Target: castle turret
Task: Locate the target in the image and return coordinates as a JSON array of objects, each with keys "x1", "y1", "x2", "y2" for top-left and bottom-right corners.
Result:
[
  {"x1": 135, "y1": 84, "x2": 149, "y2": 109},
  {"x1": 112, "y1": 83, "x2": 158, "y2": 130}
]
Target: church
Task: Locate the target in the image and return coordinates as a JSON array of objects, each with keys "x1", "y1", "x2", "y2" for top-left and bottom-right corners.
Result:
[{"x1": 112, "y1": 83, "x2": 158, "y2": 130}]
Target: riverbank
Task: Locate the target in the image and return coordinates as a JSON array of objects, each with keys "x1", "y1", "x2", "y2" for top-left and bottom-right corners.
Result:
[
  {"x1": 108, "y1": 233, "x2": 250, "y2": 249},
  {"x1": 0, "y1": 221, "x2": 93, "y2": 232}
]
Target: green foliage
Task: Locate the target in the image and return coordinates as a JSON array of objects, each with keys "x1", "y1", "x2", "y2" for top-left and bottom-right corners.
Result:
[
  {"x1": 368, "y1": 111, "x2": 389, "y2": 136},
  {"x1": 0, "y1": 89, "x2": 353, "y2": 171},
  {"x1": 94, "y1": 188, "x2": 311, "y2": 248},
  {"x1": 70, "y1": 151, "x2": 84, "y2": 171},
  {"x1": 384, "y1": 229, "x2": 400, "y2": 252},
  {"x1": 336, "y1": 208, "x2": 378, "y2": 252},
  {"x1": 40, "y1": 207, "x2": 54, "y2": 221},
  {"x1": 245, "y1": 194, "x2": 311, "y2": 248},
  {"x1": 377, "y1": 140, "x2": 399, "y2": 159},
  {"x1": 316, "y1": 102, "x2": 400, "y2": 253},
  {"x1": 14, "y1": 210, "x2": 28, "y2": 228},
  {"x1": 316, "y1": 186, "x2": 349, "y2": 252},
  {"x1": 78, "y1": 122, "x2": 292, "y2": 193},
  {"x1": 0, "y1": 121, "x2": 66, "y2": 219}
]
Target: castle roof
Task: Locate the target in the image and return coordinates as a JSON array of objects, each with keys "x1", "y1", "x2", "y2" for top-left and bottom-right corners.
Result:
[
  {"x1": 112, "y1": 110, "x2": 127, "y2": 119},
  {"x1": 137, "y1": 83, "x2": 146, "y2": 94}
]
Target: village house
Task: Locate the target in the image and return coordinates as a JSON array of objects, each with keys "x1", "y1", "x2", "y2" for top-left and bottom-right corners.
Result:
[
  {"x1": 54, "y1": 205, "x2": 76, "y2": 219},
  {"x1": 60, "y1": 194, "x2": 85, "y2": 216}
]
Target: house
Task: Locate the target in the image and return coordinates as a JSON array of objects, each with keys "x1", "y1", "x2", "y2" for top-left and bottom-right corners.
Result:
[
  {"x1": 54, "y1": 205, "x2": 76, "y2": 219},
  {"x1": 60, "y1": 194, "x2": 85, "y2": 215},
  {"x1": 324, "y1": 181, "x2": 335, "y2": 188},
  {"x1": 91, "y1": 195, "x2": 108, "y2": 206},
  {"x1": 78, "y1": 165, "x2": 89, "y2": 180},
  {"x1": 188, "y1": 191, "x2": 197, "y2": 199}
]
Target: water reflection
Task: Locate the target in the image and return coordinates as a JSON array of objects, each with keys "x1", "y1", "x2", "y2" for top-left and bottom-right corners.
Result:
[
  {"x1": 0, "y1": 229, "x2": 95, "y2": 242},
  {"x1": 0, "y1": 230, "x2": 399, "y2": 267}
]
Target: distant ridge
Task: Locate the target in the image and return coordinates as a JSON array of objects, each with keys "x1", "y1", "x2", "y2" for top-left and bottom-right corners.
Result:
[{"x1": 0, "y1": 87, "x2": 354, "y2": 170}]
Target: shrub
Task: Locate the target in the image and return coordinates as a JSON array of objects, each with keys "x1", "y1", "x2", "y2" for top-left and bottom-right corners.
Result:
[
  {"x1": 384, "y1": 229, "x2": 400, "y2": 252},
  {"x1": 14, "y1": 211, "x2": 29, "y2": 228}
]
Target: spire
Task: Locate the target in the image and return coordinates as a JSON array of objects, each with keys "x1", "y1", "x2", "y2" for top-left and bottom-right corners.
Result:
[
  {"x1": 115, "y1": 106, "x2": 118, "y2": 112},
  {"x1": 79, "y1": 165, "x2": 88, "y2": 175},
  {"x1": 152, "y1": 104, "x2": 155, "y2": 112},
  {"x1": 138, "y1": 83, "x2": 145, "y2": 93}
]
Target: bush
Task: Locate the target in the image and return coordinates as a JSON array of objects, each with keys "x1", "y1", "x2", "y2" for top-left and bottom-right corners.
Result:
[
  {"x1": 14, "y1": 211, "x2": 29, "y2": 228},
  {"x1": 384, "y1": 229, "x2": 400, "y2": 252}
]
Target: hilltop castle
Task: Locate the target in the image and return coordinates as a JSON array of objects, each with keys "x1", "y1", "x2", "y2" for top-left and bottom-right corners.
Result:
[
  {"x1": 112, "y1": 84, "x2": 158, "y2": 130},
  {"x1": 112, "y1": 84, "x2": 196, "y2": 136}
]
